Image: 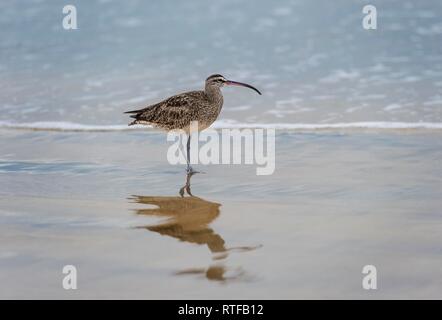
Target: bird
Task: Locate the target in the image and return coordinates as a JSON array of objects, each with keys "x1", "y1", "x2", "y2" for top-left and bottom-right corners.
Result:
[{"x1": 125, "y1": 74, "x2": 261, "y2": 173}]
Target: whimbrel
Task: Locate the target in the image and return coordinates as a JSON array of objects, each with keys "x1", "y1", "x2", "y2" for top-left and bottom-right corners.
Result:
[{"x1": 125, "y1": 74, "x2": 261, "y2": 172}]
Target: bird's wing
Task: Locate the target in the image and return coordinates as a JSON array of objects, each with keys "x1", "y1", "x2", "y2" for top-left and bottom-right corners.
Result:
[{"x1": 126, "y1": 91, "x2": 206, "y2": 128}]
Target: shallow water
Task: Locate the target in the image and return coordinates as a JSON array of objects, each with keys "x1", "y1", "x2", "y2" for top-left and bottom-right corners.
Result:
[{"x1": 1, "y1": 129, "x2": 441, "y2": 299}]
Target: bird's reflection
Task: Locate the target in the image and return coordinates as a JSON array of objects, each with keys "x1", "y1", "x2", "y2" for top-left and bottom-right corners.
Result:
[
  {"x1": 129, "y1": 172, "x2": 259, "y2": 282},
  {"x1": 174, "y1": 265, "x2": 245, "y2": 282}
]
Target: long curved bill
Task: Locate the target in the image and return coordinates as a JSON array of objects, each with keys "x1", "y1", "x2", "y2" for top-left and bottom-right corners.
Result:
[{"x1": 225, "y1": 80, "x2": 262, "y2": 95}]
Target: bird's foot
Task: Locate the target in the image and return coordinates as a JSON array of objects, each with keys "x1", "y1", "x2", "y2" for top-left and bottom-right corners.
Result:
[{"x1": 186, "y1": 166, "x2": 205, "y2": 174}]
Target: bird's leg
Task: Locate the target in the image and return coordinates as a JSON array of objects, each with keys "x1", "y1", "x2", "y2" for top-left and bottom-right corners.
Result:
[
  {"x1": 179, "y1": 171, "x2": 195, "y2": 197},
  {"x1": 185, "y1": 133, "x2": 203, "y2": 174},
  {"x1": 186, "y1": 134, "x2": 193, "y2": 173}
]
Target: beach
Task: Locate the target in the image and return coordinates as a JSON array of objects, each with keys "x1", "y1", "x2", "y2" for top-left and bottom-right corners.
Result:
[
  {"x1": 1, "y1": 0, "x2": 442, "y2": 299},
  {"x1": 1, "y1": 127, "x2": 441, "y2": 299}
]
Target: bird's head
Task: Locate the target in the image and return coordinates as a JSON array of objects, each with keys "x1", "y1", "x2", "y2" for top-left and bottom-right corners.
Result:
[{"x1": 205, "y1": 74, "x2": 261, "y2": 95}]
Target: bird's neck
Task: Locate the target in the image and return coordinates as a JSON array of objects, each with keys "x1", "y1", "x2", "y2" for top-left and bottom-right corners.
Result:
[{"x1": 205, "y1": 85, "x2": 223, "y2": 103}]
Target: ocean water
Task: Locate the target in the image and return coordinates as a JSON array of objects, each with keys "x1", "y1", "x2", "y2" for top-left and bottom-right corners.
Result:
[{"x1": 1, "y1": 0, "x2": 442, "y2": 128}]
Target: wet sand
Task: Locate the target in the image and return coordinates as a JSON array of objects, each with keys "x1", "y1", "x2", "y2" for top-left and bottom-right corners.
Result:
[{"x1": 1, "y1": 128, "x2": 441, "y2": 299}]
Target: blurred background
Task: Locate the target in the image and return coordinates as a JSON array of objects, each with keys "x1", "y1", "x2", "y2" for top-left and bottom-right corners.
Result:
[{"x1": 1, "y1": 0, "x2": 441, "y2": 126}]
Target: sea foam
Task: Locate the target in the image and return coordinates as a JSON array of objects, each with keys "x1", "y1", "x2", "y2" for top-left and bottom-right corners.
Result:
[{"x1": 1, "y1": 120, "x2": 442, "y2": 132}]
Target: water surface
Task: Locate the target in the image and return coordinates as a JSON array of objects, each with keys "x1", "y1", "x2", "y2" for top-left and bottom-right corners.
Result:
[{"x1": 1, "y1": 130, "x2": 441, "y2": 299}]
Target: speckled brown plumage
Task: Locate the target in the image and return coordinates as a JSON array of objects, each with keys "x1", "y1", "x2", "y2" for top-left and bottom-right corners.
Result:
[{"x1": 125, "y1": 75, "x2": 225, "y2": 133}]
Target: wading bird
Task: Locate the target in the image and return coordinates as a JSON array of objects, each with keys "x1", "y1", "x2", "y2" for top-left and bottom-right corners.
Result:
[{"x1": 125, "y1": 74, "x2": 261, "y2": 173}]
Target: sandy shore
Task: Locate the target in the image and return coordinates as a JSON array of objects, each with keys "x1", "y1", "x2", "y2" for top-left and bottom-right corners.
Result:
[{"x1": 1, "y1": 128, "x2": 441, "y2": 299}]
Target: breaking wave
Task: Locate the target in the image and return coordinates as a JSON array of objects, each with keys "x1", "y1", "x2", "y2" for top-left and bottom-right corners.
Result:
[{"x1": 1, "y1": 120, "x2": 442, "y2": 132}]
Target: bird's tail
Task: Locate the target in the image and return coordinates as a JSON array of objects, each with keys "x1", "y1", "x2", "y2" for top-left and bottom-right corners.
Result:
[
  {"x1": 124, "y1": 108, "x2": 144, "y2": 114},
  {"x1": 125, "y1": 108, "x2": 143, "y2": 126}
]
